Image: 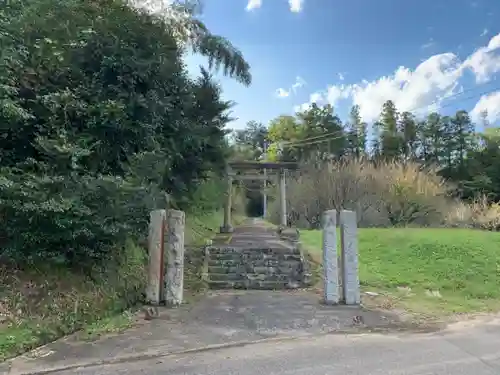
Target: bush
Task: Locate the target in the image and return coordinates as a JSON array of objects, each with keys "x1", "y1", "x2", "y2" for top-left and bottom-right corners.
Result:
[
  {"x1": 446, "y1": 196, "x2": 500, "y2": 231},
  {"x1": 0, "y1": 167, "x2": 162, "y2": 268}
]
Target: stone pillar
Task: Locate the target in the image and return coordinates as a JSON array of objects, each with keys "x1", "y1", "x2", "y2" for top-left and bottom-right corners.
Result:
[
  {"x1": 262, "y1": 168, "x2": 267, "y2": 218},
  {"x1": 322, "y1": 210, "x2": 340, "y2": 304},
  {"x1": 262, "y1": 142, "x2": 268, "y2": 219},
  {"x1": 146, "y1": 209, "x2": 166, "y2": 305},
  {"x1": 220, "y1": 171, "x2": 234, "y2": 233},
  {"x1": 340, "y1": 210, "x2": 360, "y2": 305},
  {"x1": 279, "y1": 169, "x2": 287, "y2": 227},
  {"x1": 165, "y1": 209, "x2": 185, "y2": 307}
]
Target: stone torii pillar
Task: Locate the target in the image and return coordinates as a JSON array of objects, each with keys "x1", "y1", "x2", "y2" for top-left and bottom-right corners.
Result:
[
  {"x1": 220, "y1": 166, "x2": 234, "y2": 233},
  {"x1": 279, "y1": 168, "x2": 287, "y2": 227}
]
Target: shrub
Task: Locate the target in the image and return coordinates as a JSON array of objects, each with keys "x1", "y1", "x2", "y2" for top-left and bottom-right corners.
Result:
[
  {"x1": 0, "y1": 167, "x2": 161, "y2": 268},
  {"x1": 267, "y1": 158, "x2": 458, "y2": 228},
  {"x1": 446, "y1": 196, "x2": 500, "y2": 231}
]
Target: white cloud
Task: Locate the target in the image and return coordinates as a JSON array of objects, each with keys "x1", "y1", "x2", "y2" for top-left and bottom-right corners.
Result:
[
  {"x1": 481, "y1": 28, "x2": 489, "y2": 37},
  {"x1": 245, "y1": 0, "x2": 262, "y2": 11},
  {"x1": 471, "y1": 91, "x2": 500, "y2": 124},
  {"x1": 293, "y1": 85, "x2": 351, "y2": 113},
  {"x1": 246, "y1": 0, "x2": 304, "y2": 12},
  {"x1": 293, "y1": 92, "x2": 325, "y2": 112},
  {"x1": 421, "y1": 38, "x2": 435, "y2": 49},
  {"x1": 288, "y1": 0, "x2": 304, "y2": 12},
  {"x1": 276, "y1": 76, "x2": 306, "y2": 98},
  {"x1": 276, "y1": 88, "x2": 290, "y2": 98},
  {"x1": 463, "y1": 34, "x2": 500, "y2": 83},
  {"x1": 297, "y1": 33, "x2": 500, "y2": 123},
  {"x1": 338, "y1": 73, "x2": 345, "y2": 81},
  {"x1": 291, "y1": 76, "x2": 306, "y2": 92}
]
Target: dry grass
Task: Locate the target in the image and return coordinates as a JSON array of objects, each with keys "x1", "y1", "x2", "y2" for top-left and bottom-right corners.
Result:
[{"x1": 267, "y1": 158, "x2": 500, "y2": 229}]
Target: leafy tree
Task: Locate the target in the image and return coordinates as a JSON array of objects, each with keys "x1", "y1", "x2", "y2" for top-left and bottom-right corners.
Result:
[
  {"x1": 460, "y1": 130, "x2": 500, "y2": 200},
  {"x1": 266, "y1": 104, "x2": 345, "y2": 162},
  {"x1": 0, "y1": 0, "x2": 248, "y2": 267},
  {"x1": 232, "y1": 120, "x2": 268, "y2": 161},
  {"x1": 296, "y1": 104, "x2": 346, "y2": 159},
  {"x1": 266, "y1": 115, "x2": 304, "y2": 161},
  {"x1": 144, "y1": 0, "x2": 252, "y2": 85}
]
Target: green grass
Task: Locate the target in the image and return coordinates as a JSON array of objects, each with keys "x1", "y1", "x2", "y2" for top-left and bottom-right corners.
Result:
[
  {"x1": 301, "y1": 228, "x2": 500, "y2": 315},
  {"x1": 78, "y1": 311, "x2": 136, "y2": 341}
]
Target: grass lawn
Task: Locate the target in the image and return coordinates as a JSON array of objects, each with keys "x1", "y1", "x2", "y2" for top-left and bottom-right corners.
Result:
[{"x1": 301, "y1": 228, "x2": 500, "y2": 316}]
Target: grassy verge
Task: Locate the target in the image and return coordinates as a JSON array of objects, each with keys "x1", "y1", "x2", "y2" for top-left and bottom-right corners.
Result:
[
  {"x1": 301, "y1": 228, "x2": 500, "y2": 317},
  {"x1": 0, "y1": 210, "x2": 237, "y2": 361},
  {"x1": 0, "y1": 239, "x2": 146, "y2": 361}
]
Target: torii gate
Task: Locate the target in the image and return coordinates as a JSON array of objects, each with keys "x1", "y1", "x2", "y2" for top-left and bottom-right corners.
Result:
[{"x1": 220, "y1": 161, "x2": 299, "y2": 233}]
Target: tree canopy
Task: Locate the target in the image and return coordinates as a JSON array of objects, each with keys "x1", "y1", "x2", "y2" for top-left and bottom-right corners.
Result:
[
  {"x1": 233, "y1": 100, "x2": 500, "y2": 203},
  {"x1": 0, "y1": 0, "x2": 251, "y2": 267}
]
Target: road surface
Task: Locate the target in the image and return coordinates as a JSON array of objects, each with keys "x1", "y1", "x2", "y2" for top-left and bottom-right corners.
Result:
[{"x1": 48, "y1": 321, "x2": 500, "y2": 375}]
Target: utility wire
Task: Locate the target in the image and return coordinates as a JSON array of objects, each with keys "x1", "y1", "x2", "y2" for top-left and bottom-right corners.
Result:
[{"x1": 286, "y1": 134, "x2": 346, "y2": 149}]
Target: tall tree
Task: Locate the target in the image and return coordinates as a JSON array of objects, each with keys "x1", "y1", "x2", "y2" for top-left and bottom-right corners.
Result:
[
  {"x1": 447, "y1": 110, "x2": 475, "y2": 179},
  {"x1": 0, "y1": 0, "x2": 243, "y2": 266},
  {"x1": 266, "y1": 115, "x2": 303, "y2": 161},
  {"x1": 232, "y1": 120, "x2": 268, "y2": 160},
  {"x1": 418, "y1": 112, "x2": 444, "y2": 166},
  {"x1": 345, "y1": 105, "x2": 367, "y2": 157},
  {"x1": 142, "y1": 0, "x2": 252, "y2": 85},
  {"x1": 379, "y1": 100, "x2": 402, "y2": 160},
  {"x1": 398, "y1": 111, "x2": 418, "y2": 162},
  {"x1": 295, "y1": 104, "x2": 346, "y2": 160}
]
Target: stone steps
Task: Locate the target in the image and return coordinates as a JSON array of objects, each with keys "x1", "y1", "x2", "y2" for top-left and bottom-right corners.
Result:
[
  {"x1": 205, "y1": 246, "x2": 311, "y2": 290},
  {"x1": 207, "y1": 280, "x2": 301, "y2": 290}
]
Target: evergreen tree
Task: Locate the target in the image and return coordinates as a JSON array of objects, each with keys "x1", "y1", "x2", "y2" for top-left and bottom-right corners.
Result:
[{"x1": 379, "y1": 100, "x2": 402, "y2": 160}]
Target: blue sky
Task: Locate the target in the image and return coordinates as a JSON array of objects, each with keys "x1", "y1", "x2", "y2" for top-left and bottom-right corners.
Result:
[{"x1": 185, "y1": 0, "x2": 500, "y2": 130}]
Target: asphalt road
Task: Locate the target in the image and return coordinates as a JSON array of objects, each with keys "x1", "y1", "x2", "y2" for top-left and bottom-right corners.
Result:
[{"x1": 52, "y1": 322, "x2": 500, "y2": 375}]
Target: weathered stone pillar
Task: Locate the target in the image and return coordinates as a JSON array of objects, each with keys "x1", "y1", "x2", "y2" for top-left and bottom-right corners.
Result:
[
  {"x1": 165, "y1": 209, "x2": 185, "y2": 307},
  {"x1": 263, "y1": 142, "x2": 268, "y2": 219},
  {"x1": 146, "y1": 209, "x2": 166, "y2": 305},
  {"x1": 322, "y1": 210, "x2": 340, "y2": 304},
  {"x1": 220, "y1": 170, "x2": 234, "y2": 233},
  {"x1": 279, "y1": 168, "x2": 287, "y2": 227},
  {"x1": 340, "y1": 210, "x2": 360, "y2": 305}
]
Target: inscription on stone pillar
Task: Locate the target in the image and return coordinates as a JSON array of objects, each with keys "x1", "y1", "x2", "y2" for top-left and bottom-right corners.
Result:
[
  {"x1": 165, "y1": 209, "x2": 185, "y2": 307},
  {"x1": 146, "y1": 209, "x2": 166, "y2": 305},
  {"x1": 340, "y1": 210, "x2": 360, "y2": 305},
  {"x1": 322, "y1": 210, "x2": 340, "y2": 304}
]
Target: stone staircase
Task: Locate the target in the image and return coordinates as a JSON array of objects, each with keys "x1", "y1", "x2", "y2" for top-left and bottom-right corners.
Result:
[{"x1": 205, "y1": 245, "x2": 312, "y2": 290}]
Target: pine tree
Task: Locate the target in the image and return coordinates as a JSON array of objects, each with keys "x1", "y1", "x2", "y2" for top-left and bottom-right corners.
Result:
[
  {"x1": 346, "y1": 105, "x2": 367, "y2": 157},
  {"x1": 398, "y1": 111, "x2": 418, "y2": 161},
  {"x1": 379, "y1": 100, "x2": 402, "y2": 160}
]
